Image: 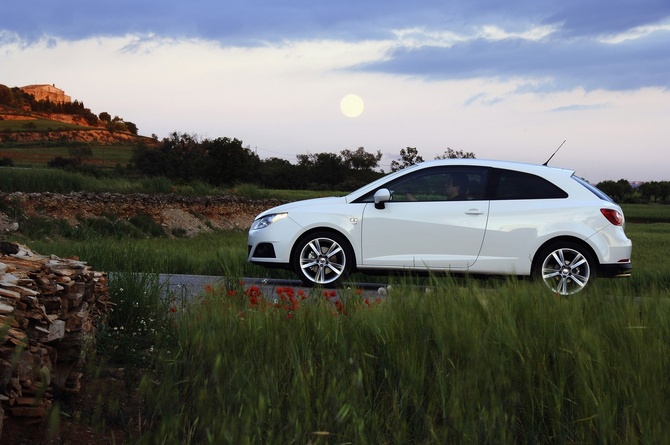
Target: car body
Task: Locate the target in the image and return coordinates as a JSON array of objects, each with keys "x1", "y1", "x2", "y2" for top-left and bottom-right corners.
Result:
[{"x1": 248, "y1": 159, "x2": 632, "y2": 295}]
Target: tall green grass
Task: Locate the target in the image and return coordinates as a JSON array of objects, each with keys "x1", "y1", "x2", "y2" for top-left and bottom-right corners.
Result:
[
  {"x1": 136, "y1": 279, "x2": 670, "y2": 444},
  {"x1": 0, "y1": 166, "x2": 343, "y2": 199},
  {"x1": 21, "y1": 231, "x2": 290, "y2": 278},
  {"x1": 621, "y1": 222, "x2": 670, "y2": 292},
  {"x1": 4, "y1": 184, "x2": 668, "y2": 443},
  {"x1": 0, "y1": 167, "x2": 176, "y2": 194},
  {"x1": 18, "y1": 219, "x2": 670, "y2": 292}
]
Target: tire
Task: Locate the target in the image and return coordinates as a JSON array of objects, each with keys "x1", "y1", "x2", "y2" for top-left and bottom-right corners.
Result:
[
  {"x1": 534, "y1": 242, "x2": 595, "y2": 295},
  {"x1": 293, "y1": 231, "x2": 353, "y2": 287}
]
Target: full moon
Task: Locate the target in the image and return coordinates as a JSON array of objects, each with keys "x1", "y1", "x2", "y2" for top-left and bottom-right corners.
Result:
[{"x1": 340, "y1": 94, "x2": 365, "y2": 118}]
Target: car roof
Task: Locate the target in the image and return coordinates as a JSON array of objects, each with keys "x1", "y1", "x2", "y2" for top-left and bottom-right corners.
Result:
[
  {"x1": 415, "y1": 158, "x2": 575, "y2": 174},
  {"x1": 346, "y1": 158, "x2": 577, "y2": 201}
]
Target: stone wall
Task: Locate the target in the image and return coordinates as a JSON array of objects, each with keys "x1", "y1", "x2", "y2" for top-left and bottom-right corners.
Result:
[{"x1": 1, "y1": 192, "x2": 286, "y2": 237}]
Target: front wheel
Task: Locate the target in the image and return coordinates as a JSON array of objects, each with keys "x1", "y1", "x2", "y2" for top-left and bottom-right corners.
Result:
[
  {"x1": 534, "y1": 242, "x2": 595, "y2": 295},
  {"x1": 293, "y1": 232, "x2": 353, "y2": 287}
]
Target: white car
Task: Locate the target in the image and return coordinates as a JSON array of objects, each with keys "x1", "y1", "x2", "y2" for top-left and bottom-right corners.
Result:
[{"x1": 248, "y1": 159, "x2": 632, "y2": 295}]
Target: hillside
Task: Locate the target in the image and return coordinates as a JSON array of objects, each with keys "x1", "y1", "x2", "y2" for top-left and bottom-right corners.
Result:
[{"x1": 0, "y1": 83, "x2": 157, "y2": 147}]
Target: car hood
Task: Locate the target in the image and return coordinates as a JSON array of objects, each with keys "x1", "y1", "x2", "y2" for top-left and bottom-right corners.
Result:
[{"x1": 254, "y1": 196, "x2": 348, "y2": 219}]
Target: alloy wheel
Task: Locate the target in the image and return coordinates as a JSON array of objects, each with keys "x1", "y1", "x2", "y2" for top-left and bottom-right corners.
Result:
[
  {"x1": 540, "y1": 247, "x2": 591, "y2": 295},
  {"x1": 297, "y1": 236, "x2": 348, "y2": 285}
]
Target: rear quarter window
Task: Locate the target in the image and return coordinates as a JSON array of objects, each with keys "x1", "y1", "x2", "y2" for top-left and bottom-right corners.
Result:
[{"x1": 492, "y1": 169, "x2": 568, "y2": 200}]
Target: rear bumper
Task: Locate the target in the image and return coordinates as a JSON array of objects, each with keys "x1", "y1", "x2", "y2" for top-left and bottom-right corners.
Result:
[{"x1": 599, "y1": 262, "x2": 632, "y2": 278}]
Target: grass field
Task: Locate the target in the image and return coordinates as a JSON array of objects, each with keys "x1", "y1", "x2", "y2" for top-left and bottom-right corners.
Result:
[
  {"x1": 0, "y1": 118, "x2": 91, "y2": 132},
  {"x1": 124, "y1": 220, "x2": 668, "y2": 444},
  {"x1": 2, "y1": 169, "x2": 669, "y2": 444},
  {"x1": 14, "y1": 209, "x2": 670, "y2": 443},
  {"x1": 622, "y1": 203, "x2": 670, "y2": 223},
  {"x1": 0, "y1": 118, "x2": 143, "y2": 168},
  {"x1": 0, "y1": 144, "x2": 136, "y2": 168},
  {"x1": 141, "y1": 280, "x2": 670, "y2": 444}
]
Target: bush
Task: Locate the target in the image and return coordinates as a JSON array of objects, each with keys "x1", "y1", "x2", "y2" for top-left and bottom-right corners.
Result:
[{"x1": 0, "y1": 157, "x2": 14, "y2": 167}]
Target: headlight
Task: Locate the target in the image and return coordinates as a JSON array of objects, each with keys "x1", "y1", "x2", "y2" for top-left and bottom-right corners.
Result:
[{"x1": 250, "y1": 213, "x2": 288, "y2": 230}]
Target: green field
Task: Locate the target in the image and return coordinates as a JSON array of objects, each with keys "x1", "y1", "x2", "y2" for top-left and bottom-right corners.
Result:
[
  {"x1": 0, "y1": 144, "x2": 136, "y2": 168},
  {"x1": 0, "y1": 117, "x2": 91, "y2": 132},
  {"x1": 2, "y1": 170, "x2": 669, "y2": 444},
  {"x1": 10, "y1": 207, "x2": 669, "y2": 443},
  {"x1": 116, "y1": 221, "x2": 670, "y2": 444},
  {"x1": 622, "y1": 203, "x2": 670, "y2": 223},
  {"x1": 0, "y1": 118, "x2": 143, "y2": 168}
]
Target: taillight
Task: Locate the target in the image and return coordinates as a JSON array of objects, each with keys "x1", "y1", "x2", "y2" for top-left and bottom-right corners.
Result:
[{"x1": 601, "y1": 208, "x2": 624, "y2": 226}]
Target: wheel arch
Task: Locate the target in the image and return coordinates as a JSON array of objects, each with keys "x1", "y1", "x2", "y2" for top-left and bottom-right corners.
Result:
[
  {"x1": 290, "y1": 227, "x2": 359, "y2": 272},
  {"x1": 531, "y1": 236, "x2": 600, "y2": 274}
]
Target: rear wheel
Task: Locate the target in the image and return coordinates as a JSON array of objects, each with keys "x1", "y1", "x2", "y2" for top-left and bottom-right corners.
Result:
[
  {"x1": 293, "y1": 232, "x2": 353, "y2": 287},
  {"x1": 534, "y1": 242, "x2": 595, "y2": 295}
]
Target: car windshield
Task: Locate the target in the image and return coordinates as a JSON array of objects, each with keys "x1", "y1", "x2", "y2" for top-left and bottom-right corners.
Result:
[{"x1": 572, "y1": 175, "x2": 614, "y2": 202}]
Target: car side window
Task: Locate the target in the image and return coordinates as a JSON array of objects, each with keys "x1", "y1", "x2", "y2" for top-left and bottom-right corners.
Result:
[
  {"x1": 492, "y1": 169, "x2": 568, "y2": 200},
  {"x1": 360, "y1": 166, "x2": 489, "y2": 202}
]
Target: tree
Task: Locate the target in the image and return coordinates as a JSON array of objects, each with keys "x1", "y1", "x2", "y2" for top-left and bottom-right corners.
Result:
[
  {"x1": 132, "y1": 145, "x2": 165, "y2": 177},
  {"x1": 435, "y1": 148, "x2": 476, "y2": 159},
  {"x1": 639, "y1": 181, "x2": 661, "y2": 203},
  {"x1": 125, "y1": 121, "x2": 139, "y2": 135},
  {"x1": 161, "y1": 132, "x2": 206, "y2": 182},
  {"x1": 203, "y1": 137, "x2": 260, "y2": 186},
  {"x1": 0, "y1": 85, "x2": 13, "y2": 106},
  {"x1": 658, "y1": 181, "x2": 670, "y2": 203},
  {"x1": 340, "y1": 147, "x2": 382, "y2": 171},
  {"x1": 596, "y1": 179, "x2": 633, "y2": 203},
  {"x1": 259, "y1": 157, "x2": 301, "y2": 189},
  {"x1": 297, "y1": 152, "x2": 348, "y2": 189},
  {"x1": 132, "y1": 132, "x2": 204, "y2": 181},
  {"x1": 99, "y1": 112, "x2": 111, "y2": 122},
  {"x1": 132, "y1": 132, "x2": 262, "y2": 186},
  {"x1": 390, "y1": 147, "x2": 423, "y2": 172}
]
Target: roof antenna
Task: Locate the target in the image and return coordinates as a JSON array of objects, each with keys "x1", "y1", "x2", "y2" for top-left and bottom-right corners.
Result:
[{"x1": 543, "y1": 140, "x2": 566, "y2": 166}]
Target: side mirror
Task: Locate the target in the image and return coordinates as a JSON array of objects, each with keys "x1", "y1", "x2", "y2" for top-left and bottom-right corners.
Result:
[{"x1": 374, "y1": 188, "x2": 391, "y2": 209}]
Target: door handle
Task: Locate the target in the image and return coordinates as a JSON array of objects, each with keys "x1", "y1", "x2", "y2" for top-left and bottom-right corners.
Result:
[{"x1": 465, "y1": 209, "x2": 485, "y2": 215}]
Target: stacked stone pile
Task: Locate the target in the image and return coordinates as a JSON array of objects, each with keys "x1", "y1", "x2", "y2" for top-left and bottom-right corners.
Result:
[{"x1": 0, "y1": 241, "x2": 109, "y2": 435}]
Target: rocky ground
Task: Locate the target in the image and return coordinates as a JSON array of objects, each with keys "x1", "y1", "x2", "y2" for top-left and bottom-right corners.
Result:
[{"x1": 1, "y1": 191, "x2": 286, "y2": 237}]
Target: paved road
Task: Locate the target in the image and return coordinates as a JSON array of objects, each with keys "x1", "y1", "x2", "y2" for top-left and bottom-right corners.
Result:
[{"x1": 159, "y1": 274, "x2": 389, "y2": 301}]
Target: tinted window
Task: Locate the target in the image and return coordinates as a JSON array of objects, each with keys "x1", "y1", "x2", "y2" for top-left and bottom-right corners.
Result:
[
  {"x1": 492, "y1": 169, "x2": 567, "y2": 200},
  {"x1": 357, "y1": 166, "x2": 489, "y2": 202}
]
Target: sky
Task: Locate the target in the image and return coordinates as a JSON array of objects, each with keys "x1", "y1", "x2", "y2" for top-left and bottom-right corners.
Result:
[{"x1": 1, "y1": 1, "x2": 669, "y2": 183}]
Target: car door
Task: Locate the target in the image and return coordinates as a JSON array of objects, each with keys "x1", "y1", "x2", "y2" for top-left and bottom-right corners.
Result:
[
  {"x1": 358, "y1": 166, "x2": 490, "y2": 270},
  {"x1": 473, "y1": 168, "x2": 571, "y2": 274}
]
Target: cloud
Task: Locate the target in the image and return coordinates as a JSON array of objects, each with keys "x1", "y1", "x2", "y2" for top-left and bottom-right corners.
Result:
[
  {"x1": 2, "y1": 0, "x2": 670, "y2": 182},
  {"x1": 550, "y1": 103, "x2": 611, "y2": 112},
  {"x1": 3, "y1": 0, "x2": 669, "y2": 94},
  {"x1": 544, "y1": 0, "x2": 670, "y2": 36},
  {"x1": 5, "y1": 0, "x2": 670, "y2": 42},
  {"x1": 361, "y1": 24, "x2": 670, "y2": 91}
]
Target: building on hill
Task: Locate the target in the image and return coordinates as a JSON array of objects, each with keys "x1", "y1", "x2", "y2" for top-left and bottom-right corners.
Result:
[{"x1": 20, "y1": 84, "x2": 71, "y2": 103}]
